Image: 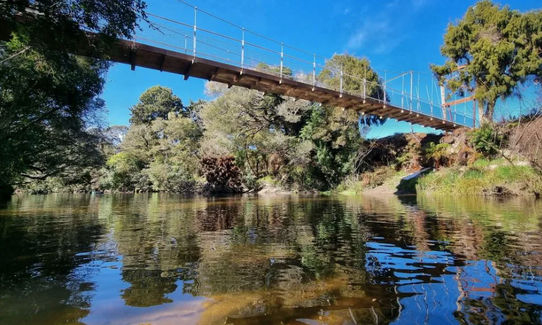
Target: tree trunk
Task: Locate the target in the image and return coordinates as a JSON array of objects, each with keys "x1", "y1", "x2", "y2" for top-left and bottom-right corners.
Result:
[
  {"x1": 479, "y1": 100, "x2": 495, "y2": 126},
  {"x1": 0, "y1": 183, "x2": 14, "y2": 202},
  {"x1": 485, "y1": 102, "x2": 495, "y2": 123},
  {"x1": 478, "y1": 100, "x2": 485, "y2": 126}
]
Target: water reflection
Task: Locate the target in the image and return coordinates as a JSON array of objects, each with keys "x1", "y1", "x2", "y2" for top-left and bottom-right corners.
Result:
[{"x1": 0, "y1": 193, "x2": 541, "y2": 324}]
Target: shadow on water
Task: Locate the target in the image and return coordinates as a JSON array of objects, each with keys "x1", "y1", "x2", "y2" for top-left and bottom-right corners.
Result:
[{"x1": 0, "y1": 193, "x2": 541, "y2": 324}]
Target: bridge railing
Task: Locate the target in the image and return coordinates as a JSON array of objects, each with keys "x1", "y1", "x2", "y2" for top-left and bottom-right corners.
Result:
[{"x1": 131, "y1": 3, "x2": 477, "y2": 129}]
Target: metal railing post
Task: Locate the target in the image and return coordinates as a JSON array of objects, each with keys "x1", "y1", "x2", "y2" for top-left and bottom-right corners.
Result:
[
  {"x1": 401, "y1": 75, "x2": 404, "y2": 110},
  {"x1": 193, "y1": 6, "x2": 197, "y2": 61},
  {"x1": 383, "y1": 71, "x2": 387, "y2": 108},
  {"x1": 409, "y1": 70, "x2": 413, "y2": 113},
  {"x1": 312, "y1": 54, "x2": 316, "y2": 91},
  {"x1": 279, "y1": 42, "x2": 284, "y2": 84},
  {"x1": 363, "y1": 66, "x2": 367, "y2": 104},
  {"x1": 240, "y1": 28, "x2": 245, "y2": 73},
  {"x1": 339, "y1": 68, "x2": 343, "y2": 97},
  {"x1": 416, "y1": 72, "x2": 420, "y2": 114}
]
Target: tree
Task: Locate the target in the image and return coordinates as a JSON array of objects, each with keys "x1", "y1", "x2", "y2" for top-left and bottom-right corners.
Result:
[
  {"x1": 431, "y1": 0, "x2": 542, "y2": 124},
  {"x1": 129, "y1": 86, "x2": 185, "y2": 125},
  {"x1": 0, "y1": 0, "x2": 147, "y2": 196},
  {"x1": 0, "y1": 35, "x2": 107, "y2": 191},
  {"x1": 318, "y1": 54, "x2": 386, "y2": 126},
  {"x1": 106, "y1": 152, "x2": 142, "y2": 191},
  {"x1": 299, "y1": 105, "x2": 363, "y2": 189},
  {"x1": 104, "y1": 86, "x2": 203, "y2": 192},
  {"x1": 200, "y1": 56, "x2": 384, "y2": 190}
]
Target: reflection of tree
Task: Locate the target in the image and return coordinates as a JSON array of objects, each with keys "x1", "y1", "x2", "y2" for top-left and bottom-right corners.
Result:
[
  {"x1": 196, "y1": 200, "x2": 239, "y2": 232},
  {"x1": 193, "y1": 198, "x2": 400, "y2": 324},
  {"x1": 0, "y1": 195, "x2": 103, "y2": 324},
  {"x1": 343, "y1": 194, "x2": 542, "y2": 324},
  {"x1": 6, "y1": 193, "x2": 540, "y2": 323},
  {"x1": 110, "y1": 194, "x2": 201, "y2": 307},
  {"x1": 121, "y1": 269, "x2": 177, "y2": 307}
]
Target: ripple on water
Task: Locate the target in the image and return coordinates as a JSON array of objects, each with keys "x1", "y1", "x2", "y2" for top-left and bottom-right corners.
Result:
[{"x1": 0, "y1": 193, "x2": 541, "y2": 324}]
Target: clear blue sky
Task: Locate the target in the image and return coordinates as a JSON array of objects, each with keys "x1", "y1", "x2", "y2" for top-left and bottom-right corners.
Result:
[{"x1": 101, "y1": 0, "x2": 541, "y2": 138}]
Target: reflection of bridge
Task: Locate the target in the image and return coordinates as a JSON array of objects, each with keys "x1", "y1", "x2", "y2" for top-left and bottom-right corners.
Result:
[{"x1": 11, "y1": 2, "x2": 478, "y2": 131}]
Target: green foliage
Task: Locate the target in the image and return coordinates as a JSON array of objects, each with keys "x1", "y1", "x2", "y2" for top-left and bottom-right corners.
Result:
[
  {"x1": 318, "y1": 54, "x2": 385, "y2": 126},
  {"x1": 0, "y1": 0, "x2": 146, "y2": 196},
  {"x1": 146, "y1": 161, "x2": 195, "y2": 192},
  {"x1": 298, "y1": 106, "x2": 362, "y2": 189},
  {"x1": 417, "y1": 160, "x2": 542, "y2": 196},
  {"x1": 99, "y1": 86, "x2": 203, "y2": 192},
  {"x1": 424, "y1": 142, "x2": 450, "y2": 168},
  {"x1": 129, "y1": 86, "x2": 185, "y2": 125},
  {"x1": 200, "y1": 76, "x2": 368, "y2": 191},
  {"x1": 106, "y1": 152, "x2": 142, "y2": 190},
  {"x1": 255, "y1": 62, "x2": 292, "y2": 76},
  {"x1": 431, "y1": 0, "x2": 542, "y2": 123},
  {"x1": 469, "y1": 124, "x2": 505, "y2": 157},
  {"x1": 1, "y1": 0, "x2": 146, "y2": 40},
  {"x1": 0, "y1": 34, "x2": 106, "y2": 190},
  {"x1": 102, "y1": 54, "x2": 380, "y2": 193}
]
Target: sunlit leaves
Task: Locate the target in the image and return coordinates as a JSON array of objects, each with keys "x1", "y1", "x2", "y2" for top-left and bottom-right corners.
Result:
[{"x1": 432, "y1": 0, "x2": 542, "y2": 123}]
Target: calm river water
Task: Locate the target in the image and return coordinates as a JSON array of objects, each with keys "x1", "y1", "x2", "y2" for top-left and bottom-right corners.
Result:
[{"x1": 0, "y1": 193, "x2": 541, "y2": 324}]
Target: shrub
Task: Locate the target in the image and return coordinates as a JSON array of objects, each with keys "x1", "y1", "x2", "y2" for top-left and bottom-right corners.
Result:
[
  {"x1": 106, "y1": 152, "x2": 142, "y2": 191},
  {"x1": 200, "y1": 156, "x2": 242, "y2": 193},
  {"x1": 469, "y1": 124, "x2": 506, "y2": 157},
  {"x1": 423, "y1": 142, "x2": 450, "y2": 168}
]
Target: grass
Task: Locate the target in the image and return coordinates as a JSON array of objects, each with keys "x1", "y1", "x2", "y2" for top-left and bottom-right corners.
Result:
[
  {"x1": 417, "y1": 159, "x2": 542, "y2": 197},
  {"x1": 336, "y1": 167, "x2": 407, "y2": 195}
]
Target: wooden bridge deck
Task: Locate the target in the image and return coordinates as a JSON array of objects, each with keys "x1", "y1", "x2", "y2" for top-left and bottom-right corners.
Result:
[{"x1": 105, "y1": 39, "x2": 459, "y2": 131}]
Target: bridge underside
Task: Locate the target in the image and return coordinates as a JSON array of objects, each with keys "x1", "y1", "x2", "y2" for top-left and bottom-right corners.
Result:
[{"x1": 108, "y1": 40, "x2": 458, "y2": 131}]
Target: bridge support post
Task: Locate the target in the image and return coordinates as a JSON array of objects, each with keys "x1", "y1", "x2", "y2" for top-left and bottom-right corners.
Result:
[
  {"x1": 193, "y1": 6, "x2": 197, "y2": 62},
  {"x1": 339, "y1": 68, "x2": 343, "y2": 98},
  {"x1": 409, "y1": 71, "x2": 413, "y2": 114},
  {"x1": 401, "y1": 75, "x2": 404, "y2": 110},
  {"x1": 279, "y1": 42, "x2": 284, "y2": 84},
  {"x1": 312, "y1": 54, "x2": 316, "y2": 91},
  {"x1": 241, "y1": 28, "x2": 245, "y2": 74},
  {"x1": 383, "y1": 72, "x2": 386, "y2": 108},
  {"x1": 363, "y1": 67, "x2": 366, "y2": 104}
]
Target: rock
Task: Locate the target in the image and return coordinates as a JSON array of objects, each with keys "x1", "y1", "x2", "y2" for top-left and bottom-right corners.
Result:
[{"x1": 395, "y1": 168, "x2": 432, "y2": 195}]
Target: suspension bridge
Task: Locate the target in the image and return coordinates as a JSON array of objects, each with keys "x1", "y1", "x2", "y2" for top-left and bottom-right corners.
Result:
[{"x1": 5, "y1": 2, "x2": 479, "y2": 131}]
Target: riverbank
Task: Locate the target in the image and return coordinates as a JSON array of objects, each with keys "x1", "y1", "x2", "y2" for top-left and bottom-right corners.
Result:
[
  {"x1": 335, "y1": 159, "x2": 541, "y2": 199},
  {"x1": 335, "y1": 117, "x2": 542, "y2": 198},
  {"x1": 12, "y1": 116, "x2": 542, "y2": 200}
]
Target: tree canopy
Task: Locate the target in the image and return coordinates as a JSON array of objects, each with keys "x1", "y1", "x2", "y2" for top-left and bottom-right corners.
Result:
[
  {"x1": 0, "y1": 0, "x2": 147, "y2": 196},
  {"x1": 129, "y1": 86, "x2": 185, "y2": 124},
  {"x1": 105, "y1": 86, "x2": 202, "y2": 192},
  {"x1": 319, "y1": 54, "x2": 386, "y2": 126},
  {"x1": 431, "y1": 0, "x2": 542, "y2": 124}
]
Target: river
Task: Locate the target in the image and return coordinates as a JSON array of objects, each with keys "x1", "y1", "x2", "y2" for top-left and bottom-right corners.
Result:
[{"x1": 0, "y1": 193, "x2": 541, "y2": 324}]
